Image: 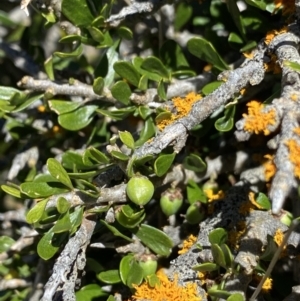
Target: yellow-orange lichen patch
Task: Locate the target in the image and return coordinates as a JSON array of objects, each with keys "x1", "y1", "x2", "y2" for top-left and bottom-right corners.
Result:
[
  {"x1": 262, "y1": 277, "x2": 273, "y2": 293},
  {"x1": 131, "y1": 269, "x2": 201, "y2": 301},
  {"x1": 264, "y1": 54, "x2": 281, "y2": 74},
  {"x1": 248, "y1": 192, "x2": 264, "y2": 209},
  {"x1": 274, "y1": 229, "x2": 284, "y2": 246},
  {"x1": 264, "y1": 27, "x2": 288, "y2": 45},
  {"x1": 156, "y1": 92, "x2": 202, "y2": 130},
  {"x1": 228, "y1": 221, "x2": 247, "y2": 250},
  {"x1": 243, "y1": 51, "x2": 254, "y2": 60},
  {"x1": 285, "y1": 139, "x2": 300, "y2": 178},
  {"x1": 204, "y1": 189, "x2": 225, "y2": 203},
  {"x1": 290, "y1": 93, "x2": 298, "y2": 101},
  {"x1": 243, "y1": 101, "x2": 276, "y2": 135},
  {"x1": 293, "y1": 127, "x2": 300, "y2": 136},
  {"x1": 274, "y1": 0, "x2": 295, "y2": 15},
  {"x1": 178, "y1": 234, "x2": 197, "y2": 255},
  {"x1": 263, "y1": 154, "x2": 276, "y2": 182}
]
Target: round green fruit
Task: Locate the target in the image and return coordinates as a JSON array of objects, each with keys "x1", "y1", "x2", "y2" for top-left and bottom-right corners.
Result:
[
  {"x1": 138, "y1": 254, "x2": 158, "y2": 277},
  {"x1": 186, "y1": 202, "x2": 205, "y2": 224},
  {"x1": 126, "y1": 176, "x2": 154, "y2": 206},
  {"x1": 160, "y1": 188, "x2": 183, "y2": 216}
]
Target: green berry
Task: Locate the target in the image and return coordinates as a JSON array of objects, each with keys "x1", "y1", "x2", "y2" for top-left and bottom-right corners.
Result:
[
  {"x1": 186, "y1": 202, "x2": 205, "y2": 224},
  {"x1": 160, "y1": 188, "x2": 183, "y2": 216},
  {"x1": 126, "y1": 176, "x2": 154, "y2": 206},
  {"x1": 137, "y1": 254, "x2": 158, "y2": 277}
]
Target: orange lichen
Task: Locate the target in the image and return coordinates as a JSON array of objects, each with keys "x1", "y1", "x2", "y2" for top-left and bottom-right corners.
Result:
[
  {"x1": 261, "y1": 277, "x2": 273, "y2": 293},
  {"x1": 239, "y1": 191, "x2": 266, "y2": 215},
  {"x1": 204, "y1": 189, "x2": 225, "y2": 203},
  {"x1": 178, "y1": 234, "x2": 197, "y2": 255},
  {"x1": 248, "y1": 192, "x2": 264, "y2": 209},
  {"x1": 37, "y1": 105, "x2": 46, "y2": 113},
  {"x1": 263, "y1": 154, "x2": 276, "y2": 182},
  {"x1": 197, "y1": 272, "x2": 207, "y2": 285},
  {"x1": 203, "y1": 64, "x2": 212, "y2": 72},
  {"x1": 274, "y1": 0, "x2": 295, "y2": 15},
  {"x1": 285, "y1": 139, "x2": 300, "y2": 178},
  {"x1": 264, "y1": 54, "x2": 282, "y2": 74},
  {"x1": 290, "y1": 93, "x2": 298, "y2": 101},
  {"x1": 240, "y1": 88, "x2": 246, "y2": 95},
  {"x1": 293, "y1": 127, "x2": 300, "y2": 136},
  {"x1": 228, "y1": 221, "x2": 247, "y2": 250},
  {"x1": 243, "y1": 51, "x2": 254, "y2": 59},
  {"x1": 274, "y1": 229, "x2": 284, "y2": 246},
  {"x1": 157, "y1": 92, "x2": 202, "y2": 130},
  {"x1": 131, "y1": 269, "x2": 201, "y2": 301},
  {"x1": 243, "y1": 101, "x2": 276, "y2": 135},
  {"x1": 264, "y1": 27, "x2": 288, "y2": 45}
]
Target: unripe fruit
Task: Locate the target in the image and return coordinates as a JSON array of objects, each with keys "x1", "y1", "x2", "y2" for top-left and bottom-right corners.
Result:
[
  {"x1": 137, "y1": 254, "x2": 158, "y2": 277},
  {"x1": 160, "y1": 188, "x2": 183, "y2": 216},
  {"x1": 279, "y1": 210, "x2": 293, "y2": 226},
  {"x1": 126, "y1": 176, "x2": 154, "y2": 206},
  {"x1": 186, "y1": 202, "x2": 205, "y2": 224}
]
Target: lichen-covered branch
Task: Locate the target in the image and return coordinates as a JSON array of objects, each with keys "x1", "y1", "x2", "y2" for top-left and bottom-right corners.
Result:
[{"x1": 40, "y1": 215, "x2": 96, "y2": 301}]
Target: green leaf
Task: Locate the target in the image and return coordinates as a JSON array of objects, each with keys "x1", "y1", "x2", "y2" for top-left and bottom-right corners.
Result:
[
  {"x1": 117, "y1": 26, "x2": 133, "y2": 40},
  {"x1": 48, "y1": 100, "x2": 81, "y2": 115},
  {"x1": 133, "y1": 224, "x2": 173, "y2": 256},
  {"x1": 93, "y1": 77, "x2": 104, "y2": 95},
  {"x1": 100, "y1": 220, "x2": 133, "y2": 242},
  {"x1": 47, "y1": 158, "x2": 73, "y2": 189},
  {"x1": 183, "y1": 154, "x2": 207, "y2": 172},
  {"x1": 187, "y1": 37, "x2": 229, "y2": 71},
  {"x1": 26, "y1": 199, "x2": 49, "y2": 224},
  {"x1": 0, "y1": 236, "x2": 15, "y2": 252},
  {"x1": 58, "y1": 105, "x2": 98, "y2": 131},
  {"x1": 110, "y1": 150, "x2": 129, "y2": 161},
  {"x1": 88, "y1": 27, "x2": 105, "y2": 43},
  {"x1": 1, "y1": 184, "x2": 21, "y2": 198},
  {"x1": 240, "y1": 40, "x2": 257, "y2": 52},
  {"x1": 119, "y1": 131, "x2": 135, "y2": 150},
  {"x1": 209, "y1": 228, "x2": 228, "y2": 245},
  {"x1": 157, "y1": 80, "x2": 167, "y2": 101},
  {"x1": 57, "y1": 197, "x2": 70, "y2": 214},
  {"x1": 106, "y1": 296, "x2": 117, "y2": 301},
  {"x1": 59, "y1": 35, "x2": 81, "y2": 44},
  {"x1": 133, "y1": 57, "x2": 162, "y2": 82},
  {"x1": 0, "y1": 86, "x2": 22, "y2": 101},
  {"x1": 111, "y1": 81, "x2": 131, "y2": 105},
  {"x1": 202, "y1": 81, "x2": 223, "y2": 96},
  {"x1": 227, "y1": 293, "x2": 245, "y2": 301},
  {"x1": 255, "y1": 192, "x2": 271, "y2": 210},
  {"x1": 76, "y1": 284, "x2": 107, "y2": 301},
  {"x1": 37, "y1": 227, "x2": 62, "y2": 260},
  {"x1": 227, "y1": 0, "x2": 246, "y2": 39},
  {"x1": 214, "y1": 105, "x2": 236, "y2": 132},
  {"x1": 174, "y1": 2, "x2": 193, "y2": 31},
  {"x1": 62, "y1": 0, "x2": 94, "y2": 26},
  {"x1": 44, "y1": 56, "x2": 55, "y2": 80},
  {"x1": 52, "y1": 211, "x2": 72, "y2": 233},
  {"x1": 221, "y1": 243, "x2": 233, "y2": 268},
  {"x1": 187, "y1": 180, "x2": 207, "y2": 204},
  {"x1": 62, "y1": 151, "x2": 93, "y2": 170},
  {"x1": 260, "y1": 235, "x2": 278, "y2": 261},
  {"x1": 54, "y1": 44, "x2": 83, "y2": 58},
  {"x1": 284, "y1": 60, "x2": 300, "y2": 72},
  {"x1": 97, "y1": 107, "x2": 135, "y2": 120},
  {"x1": 114, "y1": 61, "x2": 141, "y2": 87},
  {"x1": 208, "y1": 289, "x2": 231, "y2": 299},
  {"x1": 244, "y1": 0, "x2": 267, "y2": 10},
  {"x1": 211, "y1": 244, "x2": 227, "y2": 268},
  {"x1": 228, "y1": 32, "x2": 243, "y2": 49},
  {"x1": 135, "y1": 117, "x2": 156, "y2": 147},
  {"x1": 141, "y1": 56, "x2": 170, "y2": 80},
  {"x1": 138, "y1": 75, "x2": 148, "y2": 90},
  {"x1": 192, "y1": 262, "x2": 219, "y2": 272},
  {"x1": 154, "y1": 153, "x2": 176, "y2": 177},
  {"x1": 119, "y1": 254, "x2": 134, "y2": 285},
  {"x1": 116, "y1": 205, "x2": 145, "y2": 228},
  {"x1": 84, "y1": 147, "x2": 110, "y2": 164},
  {"x1": 20, "y1": 182, "x2": 69, "y2": 198},
  {"x1": 97, "y1": 270, "x2": 122, "y2": 284},
  {"x1": 70, "y1": 206, "x2": 84, "y2": 234},
  {"x1": 126, "y1": 260, "x2": 144, "y2": 287}
]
